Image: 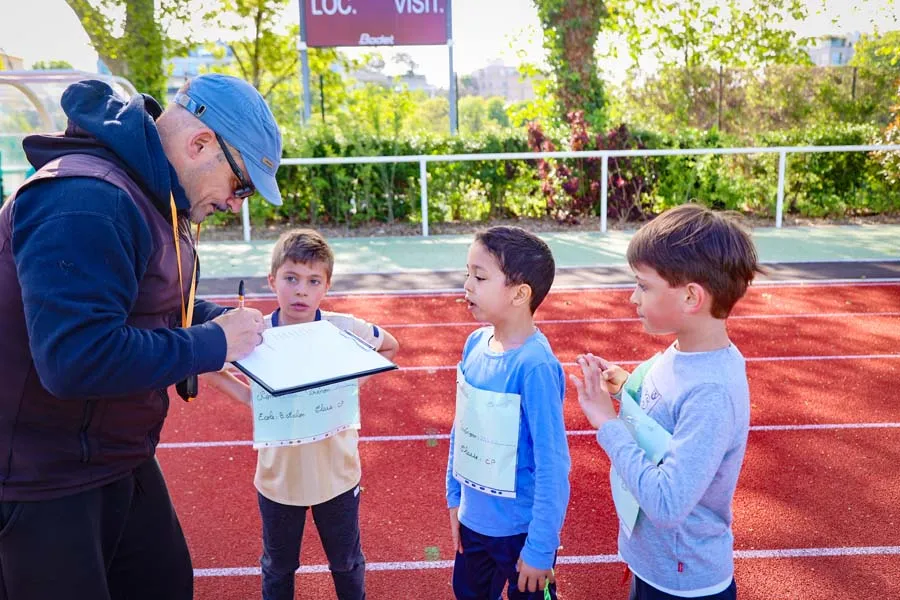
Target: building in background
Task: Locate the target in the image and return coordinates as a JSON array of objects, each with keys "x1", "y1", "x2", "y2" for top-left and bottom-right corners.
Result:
[
  {"x1": 0, "y1": 51, "x2": 24, "y2": 71},
  {"x1": 463, "y1": 59, "x2": 537, "y2": 103},
  {"x1": 806, "y1": 33, "x2": 861, "y2": 67}
]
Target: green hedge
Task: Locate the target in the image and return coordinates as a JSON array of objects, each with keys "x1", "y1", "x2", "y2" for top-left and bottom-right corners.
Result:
[
  {"x1": 759, "y1": 123, "x2": 897, "y2": 216},
  {"x1": 214, "y1": 122, "x2": 898, "y2": 229},
  {"x1": 217, "y1": 126, "x2": 538, "y2": 229}
]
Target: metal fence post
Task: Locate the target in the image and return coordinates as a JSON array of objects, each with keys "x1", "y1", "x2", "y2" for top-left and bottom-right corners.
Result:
[
  {"x1": 600, "y1": 153, "x2": 609, "y2": 233},
  {"x1": 420, "y1": 158, "x2": 429, "y2": 237},
  {"x1": 776, "y1": 150, "x2": 786, "y2": 229},
  {"x1": 242, "y1": 198, "x2": 251, "y2": 242}
]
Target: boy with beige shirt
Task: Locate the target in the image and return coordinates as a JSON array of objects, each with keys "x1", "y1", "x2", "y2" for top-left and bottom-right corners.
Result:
[{"x1": 205, "y1": 229, "x2": 399, "y2": 600}]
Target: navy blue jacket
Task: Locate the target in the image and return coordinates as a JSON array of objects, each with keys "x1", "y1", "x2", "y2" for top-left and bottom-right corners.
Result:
[{"x1": 0, "y1": 81, "x2": 227, "y2": 500}]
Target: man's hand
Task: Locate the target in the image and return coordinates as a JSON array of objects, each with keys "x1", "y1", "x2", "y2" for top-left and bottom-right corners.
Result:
[
  {"x1": 569, "y1": 353, "x2": 618, "y2": 429},
  {"x1": 516, "y1": 557, "x2": 554, "y2": 593},
  {"x1": 212, "y1": 308, "x2": 265, "y2": 363},
  {"x1": 449, "y1": 507, "x2": 463, "y2": 554}
]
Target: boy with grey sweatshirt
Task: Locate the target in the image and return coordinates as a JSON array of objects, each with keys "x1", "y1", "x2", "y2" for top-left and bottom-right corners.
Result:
[{"x1": 571, "y1": 204, "x2": 761, "y2": 599}]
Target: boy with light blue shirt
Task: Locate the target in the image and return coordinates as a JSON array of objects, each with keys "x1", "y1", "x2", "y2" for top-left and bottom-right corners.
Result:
[
  {"x1": 447, "y1": 226, "x2": 571, "y2": 600},
  {"x1": 572, "y1": 204, "x2": 761, "y2": 599}
]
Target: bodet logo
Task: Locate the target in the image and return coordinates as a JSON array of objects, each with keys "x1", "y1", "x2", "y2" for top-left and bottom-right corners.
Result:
[{"x1": 359, "y1": 34, "x2": 396, "y2": 45}]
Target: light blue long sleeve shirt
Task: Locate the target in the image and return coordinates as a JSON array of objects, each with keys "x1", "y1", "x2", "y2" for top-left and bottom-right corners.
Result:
[
  {"x1": 597, "y1": 343, "x2": 750, "y2": 596},
  {"x1": 446, "y1": 327, "x2": 571, "y2": 570}
]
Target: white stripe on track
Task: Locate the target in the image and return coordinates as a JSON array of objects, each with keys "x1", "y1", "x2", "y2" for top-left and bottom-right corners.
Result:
[
  {"x1": 395, "y1": 353, "x2": 900, "y2": 372},
  {"x1": 158, "y1": 422, "x2": 900, "y2": 449},
  {"x1": 200, "y1": 278, "x2": 900, "y2": 301},
  {"x1": 193, "y1": 545, "x2": 900, "y2": 577},
  {"x1": 383, "y1": 310, "x2": 900, "y2": 329},
  {"x1": 751, "y1": 422, "x2": 900, "y2": 431}
]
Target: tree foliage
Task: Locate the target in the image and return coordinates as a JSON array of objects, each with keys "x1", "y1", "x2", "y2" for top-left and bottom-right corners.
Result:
[
  {"x1": 203, "y1": 0, "x2": 348, "y2": 128},
  {"x1": 64, "y1": 0, "x2": 193, "y2": 100},
  {"x1": 609, "y1": 0, "x2": 811, "y2": 71},
  {"x1": 613, "y1": 64, "x2": 897, "y2": 136},
  {"x1": 605, "y1": 0, "x2": 820, "y2": 133},
  {"x1": 31, "y1": 60, "x2": 75, "y2": 70},
  {"x1": 851, "y1": 30, "x2": 900, "y2": 72}
]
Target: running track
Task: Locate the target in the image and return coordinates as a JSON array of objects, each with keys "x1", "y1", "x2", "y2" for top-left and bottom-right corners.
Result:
[{"x1": 158, "y1": 282, "x2": 900, "y2": 599}]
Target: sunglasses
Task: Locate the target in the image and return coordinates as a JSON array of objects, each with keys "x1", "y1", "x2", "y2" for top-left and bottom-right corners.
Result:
[{"x1": 216, "y1": 133, "x2": 255, "y2": 199}]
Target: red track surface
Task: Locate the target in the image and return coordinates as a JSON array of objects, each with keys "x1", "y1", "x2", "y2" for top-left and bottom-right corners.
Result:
[{"x1": 160, "y1": 283, "x2": 900, "y2": 599}]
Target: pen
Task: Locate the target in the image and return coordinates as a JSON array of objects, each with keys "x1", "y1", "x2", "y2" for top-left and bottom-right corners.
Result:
[{"x1": 238, "y1": 279, "x2": 245, "y2": 309}]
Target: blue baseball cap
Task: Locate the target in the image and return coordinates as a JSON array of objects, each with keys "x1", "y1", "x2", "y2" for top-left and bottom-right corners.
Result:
[{"x1": 173, "y1": 74, "x2": 283, "y2": 206}]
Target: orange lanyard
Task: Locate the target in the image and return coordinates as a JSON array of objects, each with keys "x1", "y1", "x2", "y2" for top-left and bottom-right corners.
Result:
[{"x1": 169, "y1": 195, "x2": 200, "y2": 328}]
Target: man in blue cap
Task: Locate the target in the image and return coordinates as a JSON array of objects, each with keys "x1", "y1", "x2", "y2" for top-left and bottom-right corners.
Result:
[{"x1": 0, "y1": 74, "x2": 280, "y2": 599}]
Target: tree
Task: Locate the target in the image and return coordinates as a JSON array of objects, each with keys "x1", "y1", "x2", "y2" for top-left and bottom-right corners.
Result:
[
  {"x1": 392, "y1": 52, "x2": 419, "y2": 76},
  {"x1": 608, "y1": 0, "x2": 812, "y2": 131},
  {"x1": 873, "y1": 74, "x2": 900, "y2": 185},
  {"x1": 487, "y1": 97, "x2": 510, "y2": 127},
  {"x1": 214, "y1": 0, "x2": 298, "y2": 97},
  {"x1": 31, "y1": 60, "x2": 74, "y2": 70},
  {"x1": 407, "y1": 96, "x2": 449, "y2": 134},
  {"x1": 507, "y1": 62, "x2": 557, "y2": 128},
  {"x1": 207, "y1": 0, "x2": 350, "y2": 127},
  {"x1": 851, "y1": 30, "x2": 900, "y2": 71},
  {"x1": 532, "y1": 0, "x2": 607, "y2": 129},
  {"x1": 459, "y1": 96, "x2": 488, "y2": 134},
  {"x1": 64, "y1": 0, "x2": 193, "y2": 101},
  {"x1": 610, "y1": 0, "x2": 810, "y2": 72},
  {"x1": 459, "y1": 74, "x2": 477, "y2": 96}
]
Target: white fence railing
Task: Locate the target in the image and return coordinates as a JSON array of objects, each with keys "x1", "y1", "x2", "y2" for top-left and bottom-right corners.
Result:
[
  {"x1": 5, "y1": 144, "x2": 900, "y2": 239},
  {"x1": 273, "y1": 144, "x2": 900, "y2": 242}
]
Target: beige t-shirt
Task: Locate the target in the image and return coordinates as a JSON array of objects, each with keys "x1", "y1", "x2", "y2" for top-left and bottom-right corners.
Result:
[{"x1": 254, "y1": 309, "x2": 385, "y2": 506}]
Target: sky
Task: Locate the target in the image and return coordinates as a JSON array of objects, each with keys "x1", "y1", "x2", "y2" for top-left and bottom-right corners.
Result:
[{"x1": 1, "y1": 0, "x2": 899, "y2": 89}]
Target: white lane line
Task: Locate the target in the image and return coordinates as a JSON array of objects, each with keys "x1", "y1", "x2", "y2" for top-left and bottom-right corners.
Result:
[
  {"x1": 751, "y1": 423, "x2": 900, "y2": 431},
  {"x1": 193, "y1": 545, "x2": 900, "y2": 577},
  {"x1": 743, "y1": 353, "x2": 900, "y2": 363},
  {"x1": 382, "y1": 311, "x2": 900, "y2": 329},
  {"x1": 207, "y1": 354, "x2": 896, "y2": 379},
  {"x1": 734, "y1": 545, "x2": 900, "y2": 559},
  {"x1": 158, "y1": 422, "x2": 900, "y2": 449},
  {"x1": 394, "y1": 353, "x2": 900, "y2": 372},
  {"x1": 200, "y1": 278, "x2": 900, "y2": 301}
]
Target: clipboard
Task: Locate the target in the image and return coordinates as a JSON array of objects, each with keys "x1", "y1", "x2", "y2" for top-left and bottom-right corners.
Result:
[{"x1": 233, "y1": 319, "x2": 398, "y2": 396}]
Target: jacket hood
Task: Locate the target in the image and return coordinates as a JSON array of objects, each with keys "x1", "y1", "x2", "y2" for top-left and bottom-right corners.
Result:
[{"x1": 22, "y1": 80, "x2": 189, "y2": 212}]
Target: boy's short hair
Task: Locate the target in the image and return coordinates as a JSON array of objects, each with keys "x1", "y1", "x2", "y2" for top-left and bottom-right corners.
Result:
[
  {"x1": 627, "y1": 204, "x2": 761, "y2": 318},
  {"x1": 270, "y1": 229, "x2": 334, "y2": 280},
  {"x1": 475, "y1": 226, "x2": 555, "y2": 313}
]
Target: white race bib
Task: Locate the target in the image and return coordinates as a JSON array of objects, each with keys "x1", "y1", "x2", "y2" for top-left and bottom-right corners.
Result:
[
  {"x1": 452, "y1": 366, "x2": 521, "y2": 498},
  {"x1": 251, "y1": 380, "x2": 360, "y2": 449},
  {"x1": 611, "y1": 388, "x2": 672, "y2": 537}
]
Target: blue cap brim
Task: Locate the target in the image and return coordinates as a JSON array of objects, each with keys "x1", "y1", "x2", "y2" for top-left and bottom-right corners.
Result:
[{"x1": 245, "y1": 160, "x2": 282, "y2": 207}]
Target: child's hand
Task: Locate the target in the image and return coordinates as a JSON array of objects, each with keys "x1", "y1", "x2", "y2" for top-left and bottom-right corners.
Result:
[
  {"x1": 200, "y1": 369, "x2": 252, "y2": 406},
  {"x1": 449, "y1": 507, "x2": 463, "y2": 554},
  {"x1": 516, "y1": 557, "x2": 554, "y2": 593},
  {"x1": 570, "y1": 353, "x2": 618, "y2": 429},
  {"x1": 601, "y1": 363, "x2": 629, "y2": 396}
]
